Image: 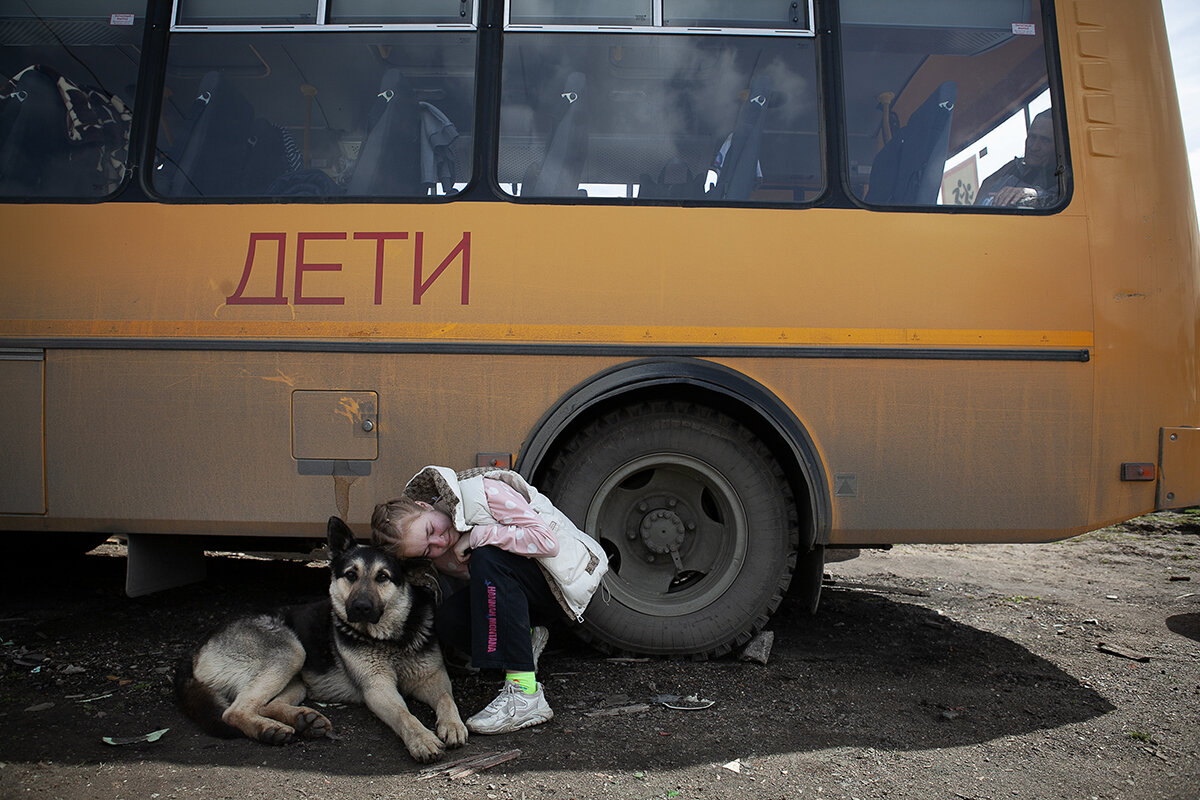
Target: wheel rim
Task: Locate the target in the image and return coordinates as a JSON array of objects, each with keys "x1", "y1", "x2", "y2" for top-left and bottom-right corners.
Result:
[{"x1": 585, "y1": 453, "x2": 748, "y2": 616}]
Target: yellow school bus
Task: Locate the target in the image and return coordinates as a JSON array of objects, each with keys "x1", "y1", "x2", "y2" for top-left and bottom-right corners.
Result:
[{"x1": 1, "y1": 0, "x2": 1197, "y2": 656}]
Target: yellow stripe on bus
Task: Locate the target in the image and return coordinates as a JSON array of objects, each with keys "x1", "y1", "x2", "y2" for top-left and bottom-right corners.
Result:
[{"x1": 0, "y1": 320, "x2": 1094, "y2": 348}]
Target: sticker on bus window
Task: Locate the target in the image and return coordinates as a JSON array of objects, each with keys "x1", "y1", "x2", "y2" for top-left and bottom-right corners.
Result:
[
  {"x1": 110, "y1": 13, "x2": 136, "y2": 26},
  {"x1": 1012, "y1": 22, "x2": 1036, "y2": 36},
  {"x1": 941, "y1": 158, "x2": 980, "y2": 206}
]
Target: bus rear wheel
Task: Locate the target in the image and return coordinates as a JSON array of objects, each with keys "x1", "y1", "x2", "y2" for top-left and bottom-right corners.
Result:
[{"x1": 541, "y1": 401, "x2": 798, "y2": 657}]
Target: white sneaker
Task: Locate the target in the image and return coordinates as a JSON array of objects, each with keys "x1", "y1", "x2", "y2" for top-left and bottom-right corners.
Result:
[
  {"x1": 466, "y1": 681, "x2": 553, "y2": 735},
  {"x1": 531, "y1": 626, "x2": 550, "y2": 670}
]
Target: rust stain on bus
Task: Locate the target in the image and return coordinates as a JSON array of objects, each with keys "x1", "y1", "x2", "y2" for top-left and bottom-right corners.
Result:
[
  {"x1": 334, "y1": 474, "x2": 358, "y2": 521},
  {"x1": 335, "y1": 396, "x2": 362, "y2": 423}
]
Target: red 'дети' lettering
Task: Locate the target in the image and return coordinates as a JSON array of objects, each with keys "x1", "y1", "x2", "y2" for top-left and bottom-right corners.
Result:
[{"x1": 226, "y1": 231, "x2": 470, "y2": 306}]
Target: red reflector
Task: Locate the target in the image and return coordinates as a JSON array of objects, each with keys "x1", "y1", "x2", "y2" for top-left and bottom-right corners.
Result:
[
  {"x1": 1120, "y1": 463, "x2": 1156, "y2": 481},
  {"x1": 476, "y1": 452, "x2": 512, "y2": 469}
]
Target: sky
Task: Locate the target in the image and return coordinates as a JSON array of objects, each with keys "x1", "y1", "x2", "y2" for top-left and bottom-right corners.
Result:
[{"x1": 1163, "y1": 0, "x2": 1200, "y2": 200}]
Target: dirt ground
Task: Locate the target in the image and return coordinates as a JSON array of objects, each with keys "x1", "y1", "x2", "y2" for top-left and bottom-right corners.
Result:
[{"x1": 1, "y1": 511, "x2": 1198, "y2": 800}]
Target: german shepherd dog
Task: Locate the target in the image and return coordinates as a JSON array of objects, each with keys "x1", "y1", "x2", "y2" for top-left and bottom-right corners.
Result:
[{"x1": 174, "y1": 517, "x2": 467, "y2": 762}]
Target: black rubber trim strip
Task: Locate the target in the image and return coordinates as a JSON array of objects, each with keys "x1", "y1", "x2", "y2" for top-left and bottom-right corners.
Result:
[{"x1": 0, "y1": 338, "x2": 1091, "y2": 362}]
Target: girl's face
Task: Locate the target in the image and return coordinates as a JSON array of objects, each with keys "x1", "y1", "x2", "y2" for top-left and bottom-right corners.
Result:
[{"x1": 399, "y1": 503, "x2": 458, "y2": 559}]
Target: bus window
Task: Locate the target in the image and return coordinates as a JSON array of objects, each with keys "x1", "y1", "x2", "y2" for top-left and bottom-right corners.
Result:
[
  {"x1": 154, "y1": 1, "x2": 476, "y2": 199},
  {"x1": 507, "y1": 0, "x2": 655, "y2": 27},
  {"x1": 0, "y1": 2, "x2": 144, "y2": 199},
  {"x1": 499, "y1": 9, "x2": 821, "y2": 203},
  {"x1": 506, "y1": 0, "x2": 812, "y2": 31},
  {"x1": 840, "y1": 0, "x2": 1066, "y2": 209},
  {"x1": 176, "y1": 0, "x2": 317, "y2": 26},
  {"x1": 660, "y1": 0, "x2": 811, "y2": 31}
]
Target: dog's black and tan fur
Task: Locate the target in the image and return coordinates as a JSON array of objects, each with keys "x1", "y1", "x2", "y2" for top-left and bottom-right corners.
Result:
[{"x1": 174, "y1": 517, "x2": 467, "y2": 762}]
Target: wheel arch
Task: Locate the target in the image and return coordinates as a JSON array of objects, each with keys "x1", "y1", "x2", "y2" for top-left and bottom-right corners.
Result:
[{"x1": 516, "y1": 358, "x2": 831, "y2": 552}]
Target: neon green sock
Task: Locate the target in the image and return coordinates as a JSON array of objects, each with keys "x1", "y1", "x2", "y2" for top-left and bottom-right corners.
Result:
[{"x1": 506, "y1": 670, "x2": 537, "y2": 695}]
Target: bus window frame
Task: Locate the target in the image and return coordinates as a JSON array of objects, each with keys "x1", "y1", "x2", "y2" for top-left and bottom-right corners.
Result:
[
  {"x1": 168, "y1": 0, "x2": 480, "y2": 31},
  {"x1": 834, "y1": 0, "x2": 1073, "y2": 215},
  {"x1": 502, "y1": 0, "x2": 816, "y2": 37}
]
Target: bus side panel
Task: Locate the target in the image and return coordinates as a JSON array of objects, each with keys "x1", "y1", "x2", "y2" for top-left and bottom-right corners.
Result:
[
  {"x1": 34, "y1": 349, "x2": 619, "y2": 536},
  {"x1": 30, "y1": 348, "x2": 1096, "y2": 546},
  {"x1": 738, "y1": 358, "x2": 1094, "y2": 545},
  {"x1": 0, "y1": 352, "x2": 45, "y2": 515},
  {"x1": 1, "y1": 196, "x2": 1101, "y2": 542},
  {"x1": 1065, "y1": 1, "x2": 1200, "y2": 524}
]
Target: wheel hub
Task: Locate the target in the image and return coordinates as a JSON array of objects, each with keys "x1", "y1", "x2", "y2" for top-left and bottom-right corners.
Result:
[
  {"x1": 625, "y1": 494, "x2": 694, "y2": 557},
  {"x1": 640, "y1": 508, "x2": 686, "y2": 553}
]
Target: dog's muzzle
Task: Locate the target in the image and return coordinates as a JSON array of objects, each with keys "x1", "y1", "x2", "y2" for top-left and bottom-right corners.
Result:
[{"x1": 347, "y1": 597, "x2": 384, "y2": 624}]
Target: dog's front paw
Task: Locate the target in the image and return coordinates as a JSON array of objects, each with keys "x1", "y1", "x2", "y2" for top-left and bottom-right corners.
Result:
[
  {"x1": 406, "y1": 728, "x2": 447, "y2": 763},
  {"x1": 438, "y1": 718, "x2": 468, "y2": 749},
  {"x1": 256, "y1": 722, "x2": 295, "y2": 745},
  {"x1": 293, "y1": 708, "x2": 333, "y2": 738}
]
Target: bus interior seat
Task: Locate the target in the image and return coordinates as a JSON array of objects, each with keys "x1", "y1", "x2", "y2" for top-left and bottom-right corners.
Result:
[
  {"x1": 241, "y1": 117, "x2": 299, "y2": 194},
  {"x1": 527, "y1": 71, "x2": 588, "y2": 197},
  {"x1": 639, "y1": 157, "x2": 705, "y2": 200},
  {"x1": 348, "y1": 68, "x2": 422, "y2": 196},
  {"x1": 711, "y1": 73, "x2": 772, "y2": 201},
  {"x1": 2, "y1": 65, "x2": 133, "y2": 197},
  {"x1": 162, "y1": 71, "x2": 250, "y2": 195},
  {"x1": 0, "y1": 65, "x2": 126, "y2": 196},
  {"x1": 417, "y1": 100, "x2": 460, "y2": 193},
  {"x1": 0, "y1": 66, "x2": 67, "y2": 194},
  {"x1": 865, "y1": 80, "x2": 957, "y2": 205},
  {"x1": 162, "y1": 71, "x2": 291, "y2": 196}
]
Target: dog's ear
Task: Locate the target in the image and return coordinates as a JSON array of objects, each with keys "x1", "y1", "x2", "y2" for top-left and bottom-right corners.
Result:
[{"x1": 327, "y1": 516, "x2": 357, "y2": 557}]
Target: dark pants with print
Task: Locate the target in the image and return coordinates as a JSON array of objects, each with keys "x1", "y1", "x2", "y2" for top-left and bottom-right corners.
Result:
[{"x1": 434, "y1": 545, "x2": 563, "y2": 672}]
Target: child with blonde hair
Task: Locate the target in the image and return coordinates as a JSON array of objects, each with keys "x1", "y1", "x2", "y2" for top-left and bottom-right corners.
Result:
[{"x1": 372, "y1": 465, "x2": 607, "y2": 735}]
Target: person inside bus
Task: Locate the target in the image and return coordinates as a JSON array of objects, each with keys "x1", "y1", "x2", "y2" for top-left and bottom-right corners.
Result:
[
  {"x1": 371, "y1": 465, "x2": 607, "y2": 736},
  {"x1": 975, "y1": 109, "x2": 1058, "y2": 208}
]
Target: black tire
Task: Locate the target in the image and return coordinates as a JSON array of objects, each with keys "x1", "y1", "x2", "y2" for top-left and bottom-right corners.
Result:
[{"x1": 541, "y1": 401, "x2": 798, "y2": 657}]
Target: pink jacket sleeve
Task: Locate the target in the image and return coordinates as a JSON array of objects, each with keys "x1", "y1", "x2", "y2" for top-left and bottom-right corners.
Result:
[{"x1": 468, "y1": 479, "x2": 559, "y2": 557}]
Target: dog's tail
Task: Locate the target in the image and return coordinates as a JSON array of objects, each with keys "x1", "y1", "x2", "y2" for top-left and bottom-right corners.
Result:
[{"x1": 173, "y1": 655, "x2": 241, "y2": 738}]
